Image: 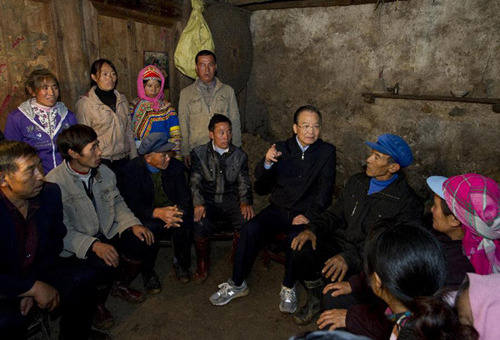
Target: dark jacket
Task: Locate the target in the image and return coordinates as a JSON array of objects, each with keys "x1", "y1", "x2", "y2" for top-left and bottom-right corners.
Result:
[
  {"x1": 254, "y1": 136, "x2": 336, "y2": 221},
  {"x1": 122, "y1": 156, "x2": 192, "y2": 224},
  {"x1": 190, "y1": 142, "x2": 252, "y2": 206},
  {"x1": 433, "y1": 230, "x2": 475, "y2": 287},
  {"x1": 0, "y1": 183, "x2": 66, "y2": 299},
  {"x1": 308, "y1": 172, "x2": 423, "y2": 272}
]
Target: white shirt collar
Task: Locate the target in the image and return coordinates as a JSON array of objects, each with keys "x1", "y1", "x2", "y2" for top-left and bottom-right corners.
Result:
[{"x1": 212, "y1": 141, "x2": 229, "y2": 155}]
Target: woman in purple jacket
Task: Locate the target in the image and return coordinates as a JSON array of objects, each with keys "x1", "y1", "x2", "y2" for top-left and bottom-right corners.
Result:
[{"x1": 4, "y1": 69, "x2": 77, "y2": 174}]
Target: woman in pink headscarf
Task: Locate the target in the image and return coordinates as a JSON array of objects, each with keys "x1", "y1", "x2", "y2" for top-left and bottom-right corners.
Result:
[
  {"x1": 130, "y1": 65, "x2": 182, "y2": 160},
  {"x1": 427, "y1": 173, "x2": 500, "y2": 274}
]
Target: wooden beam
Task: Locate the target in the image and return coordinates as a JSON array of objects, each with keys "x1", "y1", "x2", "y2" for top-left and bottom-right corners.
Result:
[
  {"x1": 229, "y1": 0, "x2": 269, "y2": 5},
  {"x1": 89, "y1": 0, "x2": 182, "y2": 27},
  {"x1": 229, "y1": 0, "x2": 406, "y2": 11}
]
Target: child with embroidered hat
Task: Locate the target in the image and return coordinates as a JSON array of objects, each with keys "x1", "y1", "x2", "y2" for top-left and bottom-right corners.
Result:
[{"x1": 130, "y1": 65, "x2": 182, "y2": 160}]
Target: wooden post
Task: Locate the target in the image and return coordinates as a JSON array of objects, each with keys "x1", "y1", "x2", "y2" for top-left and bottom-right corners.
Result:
[{"x1": 51, "y1": 0, "x2": 92, "y2": 109}]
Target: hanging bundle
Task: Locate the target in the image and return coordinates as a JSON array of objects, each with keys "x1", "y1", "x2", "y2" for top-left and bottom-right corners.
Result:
[{"x1": 174, "y1": 0, "x2": 215, "y2": 79}]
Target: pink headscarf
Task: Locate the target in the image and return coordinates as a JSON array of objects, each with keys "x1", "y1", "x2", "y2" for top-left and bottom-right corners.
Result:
[
  {"x1": 136, "y1": 65, "x2": 165, "y2": 111},
  {"x1": 443, "y1": 174, "x2": 500, "y2": 274},
  {"x1": 467, "y1": 273, "x2": 500, "y2": 339}
]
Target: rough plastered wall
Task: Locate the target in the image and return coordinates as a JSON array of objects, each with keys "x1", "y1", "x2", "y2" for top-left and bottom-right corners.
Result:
[{"x1": 245, "y1": 0, "x2": 500, "y2": 196}]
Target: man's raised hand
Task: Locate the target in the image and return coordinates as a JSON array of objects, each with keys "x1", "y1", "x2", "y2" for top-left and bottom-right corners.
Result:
[{"x1": 264, "y1": 144, "x2": 282, "y2": 166}]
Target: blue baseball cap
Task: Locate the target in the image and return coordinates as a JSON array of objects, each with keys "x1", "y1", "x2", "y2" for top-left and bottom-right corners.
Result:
[
  {"x1": 365, "y1": 134, "x2": 414, "y2": 168},
  {"x1": 138, "y1": 133, "x2": 175, "y2": 155},
  {"x1": 426, "y1": 176, "x2": 448, "y2": 199}
]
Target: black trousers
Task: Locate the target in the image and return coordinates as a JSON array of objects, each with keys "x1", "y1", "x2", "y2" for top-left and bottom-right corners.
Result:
[
  {"x1": 143, "y1": 217, "x2": 193, "y2": 271},
  {"x1": 232, "y1": 204, "x2": 304, "y2": 288},
  {"x1": 0, "y1": 257, "x2": 97, "y2": 340},
  {"x1": 291, "y1": 235, "x2": 343, "y2": 282},
  {"x1": 84, "y1": 228, "x2": 154, "y2": 286},
  {"x1": 194, "y1": 200, "x2": 245, "y2": 238},
  {"x1": 101, "y1": 157, "x2": 129, "y2": 193}
]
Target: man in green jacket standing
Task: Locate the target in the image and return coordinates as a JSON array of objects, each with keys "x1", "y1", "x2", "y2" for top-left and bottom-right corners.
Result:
[{"x1": 178, "y1": 50, "x2": 241, "y2": 168}]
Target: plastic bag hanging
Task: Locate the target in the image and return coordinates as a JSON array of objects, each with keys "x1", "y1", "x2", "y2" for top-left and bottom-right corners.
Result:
[{"x1": 174, "y1": 0, "x2": 215, "y2": 79}]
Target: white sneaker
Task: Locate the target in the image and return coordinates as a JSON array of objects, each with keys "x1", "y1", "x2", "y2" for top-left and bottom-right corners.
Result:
[
  {"x1": 209, "y1": 279, "x2": 249, "y2": 306},
  {"x1": 279, "y1": 285, "x2": 297, "y2": 313}
]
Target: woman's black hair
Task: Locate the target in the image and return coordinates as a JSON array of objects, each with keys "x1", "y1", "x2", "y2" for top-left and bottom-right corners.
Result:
[
  {"x1": 455, "y1": 275, "x2": 470, "y2": 306},
  {"x1": 439, "y1": 195, "x2": 454, "y2": 216},
  {"x1": 142, "y1": 78, "x2": 161, "y2": 86},
  {"x1": 364, "y1": 221, "x2": 478, "y2": 340},
  {"x1": 90, "y1": 59, "x2": 118, "y2": 88},
  {"x1": 364, "y1": 221, "x2": 447, "y2": 307}
]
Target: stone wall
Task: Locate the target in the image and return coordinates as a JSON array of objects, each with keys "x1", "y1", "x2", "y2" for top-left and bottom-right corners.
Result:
[{"x1": 244, "y1": 0, "x2": 500, "y2": 196}]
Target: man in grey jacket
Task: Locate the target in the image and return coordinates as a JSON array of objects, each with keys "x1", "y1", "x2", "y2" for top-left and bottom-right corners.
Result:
[
  {"x1": 179, "y1": 50, "x2": 241, "y2": 168},
  {"x1": 45, "y1": 124, "x2": 154, "y2": 331},
  {"x1": 190, "y1": 114, "x2": 254, "y2": 283}
]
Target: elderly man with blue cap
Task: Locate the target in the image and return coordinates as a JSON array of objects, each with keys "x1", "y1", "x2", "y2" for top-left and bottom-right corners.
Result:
[
  {"x1": 122, "y1": 132, "x2": 193, "y2": 293},
  {"x1": 290, "y1": 134, "x2": 423, "y2": 327}
]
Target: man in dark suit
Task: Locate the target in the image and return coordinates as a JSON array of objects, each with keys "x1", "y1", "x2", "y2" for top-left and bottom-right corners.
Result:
[
  {"x1": 209, "y1": 105, "x2": 336, "y2": 314},
  {"x1": 0, "y1": 141, "x2": 100, "y2": 339},
  {"x1": 123, "y1": 133, "x2": 193, "y2": 292}
]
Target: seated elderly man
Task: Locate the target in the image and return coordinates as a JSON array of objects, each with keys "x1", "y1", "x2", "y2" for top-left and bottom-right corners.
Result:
[
  {"x1": 45, "y1": 124, "x2": 154, "y2": 330},
  {"x1": 209, "y1": 105, "x2": 336, "y2": 313},
  {"x1": 122, "y1": 133, "x2": 193, "y2": 290},
  {"x1": 190, "y1": 114, "x2": 254, "y2": 283},
  {"x1": 291, "y1": 134, "x2": 423, "y2": 326},
  {"x1": 0, "y1": 141, "x2": 101, "y2": 339}
]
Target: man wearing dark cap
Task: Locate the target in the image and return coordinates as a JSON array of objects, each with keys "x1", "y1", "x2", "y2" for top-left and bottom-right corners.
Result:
[
  {"x1": 291, "y1": 134, "x2": 423, "y2": 325},
  {"x1": 122, "y1": 133, "x2": 193, "y2": 291}
]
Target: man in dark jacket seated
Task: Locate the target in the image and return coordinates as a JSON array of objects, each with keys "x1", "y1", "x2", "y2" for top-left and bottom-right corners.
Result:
[
  {"x1": 291, "y1": 134, "x2": 423, "y2": 326},
  {"x1": 0, "y1": 141, "x2": 100, "y2": 339},
  {"x1": 190, "y1": 114, "x2": 254, "y2": 283},
  {"x1": 209, "y1": 105, "x2": 337, "y2": 314},
  {"x1": 122, "y1": 133, "x2": 193, "y2": 290}
]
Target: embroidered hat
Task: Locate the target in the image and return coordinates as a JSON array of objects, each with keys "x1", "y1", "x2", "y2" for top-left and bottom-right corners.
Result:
[
  {"x1": 138, "y1": 132, "x2": 175, "y2": 155},
  {"x1": 142, "y1": 65, "x2": 162, "y2": 81},
  {"x1": 365, "y1": 134, "x2": 413, "y2": 168},
  {"x1": 136, "y1": 65, "x2": 165, "y2": 111}
]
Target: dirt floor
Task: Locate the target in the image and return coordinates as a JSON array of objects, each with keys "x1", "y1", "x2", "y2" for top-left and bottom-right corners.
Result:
[
  {"x1": 104, "y1": 133, "x2": 319, "y2": 340},
  {"x1": 105, "y1": 240, "x2": 317, "y2": 340}
]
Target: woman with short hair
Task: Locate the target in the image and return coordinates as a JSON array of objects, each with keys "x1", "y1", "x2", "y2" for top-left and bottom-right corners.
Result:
[{"x1": 4, "y1": 69, "x2": 77, "y2": 173}]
